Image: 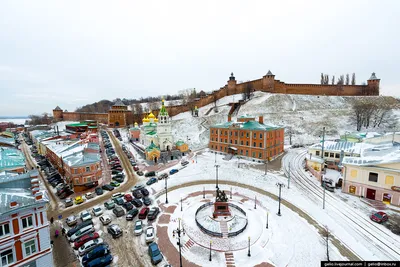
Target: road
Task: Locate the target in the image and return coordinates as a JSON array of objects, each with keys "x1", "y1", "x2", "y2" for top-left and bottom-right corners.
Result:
[{"x1": 282, "y1": 149, "x2": 400, "y2": 261}]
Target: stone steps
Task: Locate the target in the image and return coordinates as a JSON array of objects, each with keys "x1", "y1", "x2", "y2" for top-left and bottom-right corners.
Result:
[
  {"x1": 220, "y1": 221, "x2": 229, "y2": 238},
  {"x1": 225, "y1": 252, "x2": 236, "y2": 267}
]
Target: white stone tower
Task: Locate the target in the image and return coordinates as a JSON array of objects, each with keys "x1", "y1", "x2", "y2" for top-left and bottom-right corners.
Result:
[{"x1": 157, "y1": 98, "x2": 173, "y2": 151}]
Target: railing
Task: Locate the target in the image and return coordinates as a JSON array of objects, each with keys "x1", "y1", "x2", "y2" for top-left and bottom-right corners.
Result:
[{"x1": 195, "y1": 202, "x2": 223, "y2": 237}]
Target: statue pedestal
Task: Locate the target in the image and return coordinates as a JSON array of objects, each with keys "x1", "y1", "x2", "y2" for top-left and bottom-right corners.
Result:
[{"x1": 213, "y1": 202, "x2": 231, "y2": 218}]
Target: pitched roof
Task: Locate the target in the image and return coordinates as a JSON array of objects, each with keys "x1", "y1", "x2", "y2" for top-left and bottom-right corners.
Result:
[
  {"x1": 0, "y1": 147, "x2": 25, "y2": 172},
  {"x1": 266, "y1": 70, "x2": 273, "y2": 76},
  {"x1": 159, "y1": 99, "x2": 168, "y2": 116},
  {"x1": 54, "y1": 106, "x2": 62, "y2": 110},
  {"x1": 176, "y1": 140, "x2": 185, "y2": 146},
  {"x1": 369, "y1": 72, "x2": 378, "y2": 80},
  {"x1": 113, "y1": 100, "x2": 126, "y2": 106},
  {"x1": 146, "y1": 142, "x2": 160, "y2": 152}
]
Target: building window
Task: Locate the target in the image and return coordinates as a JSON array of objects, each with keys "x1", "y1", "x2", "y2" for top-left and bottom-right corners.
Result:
[
  {"x1": 1, "y1": 249, "x2": 14, "y2": 266},
  {"x1": 235, "y1": 132, "x2": 238, "y2": 136},
  {"x1": 211, "y1": 137, "x2": 213, "y2": 141},
  {"x1": 245, "y1": 150, "x2": 248, "y2": 156},
  {"x1": 235, "y1": 140, "x2": 237, "y2": 144},
  {"x1": 324, "y1": 152, "x2": 328, "y2": 157},
  {"x1": 86, "y1": 166, "x2": 90, "y2": 172},
  {"x1": 241, "y1": 132, "x2": 244, "y2": 137},
  {"x1": 87, "y1": 177, "x2": 92, "y2": 182},
  {"x1": 246, "y1": 141, "x2": 249, "y2": 146},
  {"x1": 225, "y1": 131, "x2": 227, "y2": 135},
  {"x1": 74, "y1": 169, "x2": 77, "y2": 174},
  {"x1": 259, "y1": 143, "x2": 262, "y2": 148},
  {"x1": 0, "y1": 223, "x2": 10, "y2": 237},
  {"x1": 335, "y1": 153, "x2": 340, "y2": 159},
  {"x1": 260, "y1": 133, "x2": 262, "y2": 138},
  {"x1": 329, "y1": 153, "x2": 334, "y2": 158},
  {"x1": 240, "y1": 150, "x2": 243, "y2": 155},
  {"x1": 252, "y1": 152, "x2": 255, "y2": 157},
  {"x1": 259, "y1": 152, "x2": 262, "y2": 158},
  {"x1": 22, "y1": 216, "x2": 33, "y2": 229},
  {"x1": 24, "y1": 240, "x2": 36, "y2": 256},
  {"x1": 316, "y1": 151, "x2": 320, "y2": 156},
  {"x1": 246, "y1": 133, "x2": 249, "y2": 138},
  {"x1": 225, "y1": 139, "x2": 227, "y2": 143},
  {"x1": 253, "y1": 133, "x2": 256, "y2": 138},
  {"x1": 230, "y1": 140, "x2": 232, "y2": 143},
  {"x1": 253, "y1": 142, "x2": 256, "y2": 147},
  {"x1": 211, "y1": 145, "x2": 213, "y2": 149},
  {"x1": 368, "y1": 172, "x2": 378, "y2": 182},
  {"x1": 75, "y1": 178, "x2": 80, "y2": 184},
  {"x1": 211, "y1": 130, "x2": 214, "y2": 134}
]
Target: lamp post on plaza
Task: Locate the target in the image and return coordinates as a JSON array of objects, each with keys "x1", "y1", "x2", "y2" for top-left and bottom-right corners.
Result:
[
  {"x1": 247, "y1": 236, "x2": 251, "y2": 257},
  {"x1": 266, "y1": 211, "x2": 269, "y2": 229},
  {"x1": 214, "y1": 164, "x2": 220, "y2": 189},
  {"x1": 254, "y1": 195, "x2": 257, "y2": 209},
  {"x1": 276, "y1": 182, "x2": 285, "y2": 216},
  {"x1": 214, "y1": 152, "x2": 217, "y2": 163},
  {"x1": 209, "y1": 240, "x2": 212, "y2": 261},
  {"x1": 165, "y1": 176, "x2": 168, "y2": 204},
  {"x1": 181, "y1": 197, "x2": 183, "y2": 212},
  {"x1": 172, "y1": 218, "x2": 185, "y2": 267}
]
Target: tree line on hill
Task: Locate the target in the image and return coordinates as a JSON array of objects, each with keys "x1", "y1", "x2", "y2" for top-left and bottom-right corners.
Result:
[{"x1": 320, "y1": 73, "x2": 357, "y2": 85}]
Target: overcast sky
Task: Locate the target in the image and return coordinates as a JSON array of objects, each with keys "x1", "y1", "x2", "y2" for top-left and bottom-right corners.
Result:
[{"x1": 0, "y1": 0, "x2": 399, "y2": 116}]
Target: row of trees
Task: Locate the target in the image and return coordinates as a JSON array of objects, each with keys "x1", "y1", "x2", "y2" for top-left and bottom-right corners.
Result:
[
  {"x1": 28, "y1": 113, "x2": 53, "y2": 125},
  {"x1": 320, "y1": 73, "x2": 356, "y2": 85},
  {"x1": 351, "y1": 97, "x2": 399, "y2": 131}
]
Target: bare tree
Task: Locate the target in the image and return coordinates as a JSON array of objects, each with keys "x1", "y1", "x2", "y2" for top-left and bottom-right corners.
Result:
[
  {"x1": 321, "y1": 226, "x2": 331, "y2": 261},
  {"x1": 345, "y1": 74, "x2": 350, "y2": 85},
  {"x1": 321, "y1": 73, "x2": 324, "y2": 84},
  {"x1": 351, "y1": 73, "x2": 356, "y2": 85},
  {"x1": 324, "y1": 74, "x2": 329, "y2": 85},
  {"x1": 331, "y1": 75, "x2": 335, "y2": 85},
  {"x1": 242, "y1": 81, "x2": 254, "y2": 101}
]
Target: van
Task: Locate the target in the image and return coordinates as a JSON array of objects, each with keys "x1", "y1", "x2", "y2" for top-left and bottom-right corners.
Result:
[
  {"x1": 112, "y1": 192, "x2": 123, "y2": 200},
  {"x1": 69, "y1": 225, "x2": 95, "y2": 242},
  {"x1": 67, "y1": 220, "x2": 93, "y2": 237}
]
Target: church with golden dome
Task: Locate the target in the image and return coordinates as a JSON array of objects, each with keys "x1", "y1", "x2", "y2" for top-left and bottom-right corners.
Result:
[{"x1": 137, "y1": 98, "x2": 188, "y2": 162}]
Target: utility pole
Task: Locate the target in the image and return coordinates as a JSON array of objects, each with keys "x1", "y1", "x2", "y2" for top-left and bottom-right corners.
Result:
[
  {"x1": 214, "y1": 164, "x2": 220, "y2": 189},
  {"x1": 288, "y1": 162, "x2": 291, "y2": 189},
  {"x1": 323, "y1": 175, "x2": 326, "y2": 210}
]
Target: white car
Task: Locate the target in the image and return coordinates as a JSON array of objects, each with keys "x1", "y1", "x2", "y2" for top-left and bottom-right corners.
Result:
[
  {"x1": 92, "y1": 206, "x2": 103, "y2": 217},
  {"x1": 78, "y1": 238, "x2": 104, "y2": 256},
  {"x1": 99, "y1": 215, "x2": 112, "y2": 225},
  {"x1": 134, "y1": 220, "x2": 143, "y2": 236},
  {"x1": 85, "y1": 192, "x2": 94, "y2": 199},
  {"x1": 69, "y1": 225, "x2": 95, "y2": 242},
  {"x1": 65, "y1": 215, "x2": 77, "y2": 227},
  {"x1": 80, "y1": 210, "x2": 92, "y2": 222},
  {"x1": 145, "y1": 226, "x2": 155, "y2": 243}
]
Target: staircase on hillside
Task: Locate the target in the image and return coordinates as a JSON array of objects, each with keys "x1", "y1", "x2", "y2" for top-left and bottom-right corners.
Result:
[{"x1": 204, "y1": 107, "x2": 215, "y2": 116}]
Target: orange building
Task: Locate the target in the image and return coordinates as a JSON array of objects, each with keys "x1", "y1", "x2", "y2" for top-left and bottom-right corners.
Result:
[
  {"x1": 0, "y1": 170, "x2": 53, "y2": 267},
  {"x1": 209, "y1": 115, "x2": 284, "y2": 161},
  {"x1": 108, "y1": 100, "x2": 130, "y2": 128}
]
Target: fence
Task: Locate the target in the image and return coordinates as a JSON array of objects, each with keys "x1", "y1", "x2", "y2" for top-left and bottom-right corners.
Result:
[
  {"x1": 195, "y1": 202, "x2": 223, "y2": 237},
  {"x1": 227, "y1": 203, "x2": 248, "y2": 237}
]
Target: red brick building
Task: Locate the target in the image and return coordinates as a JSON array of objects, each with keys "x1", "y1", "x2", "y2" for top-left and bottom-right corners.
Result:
[{"x1": 209, "y1": 115, "x2": 284, "y2": 161}]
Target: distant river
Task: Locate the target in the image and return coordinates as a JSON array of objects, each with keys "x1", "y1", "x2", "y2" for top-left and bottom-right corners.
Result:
[{"x1": 0, "y1": 117, "x2": 30, "y2": 125}]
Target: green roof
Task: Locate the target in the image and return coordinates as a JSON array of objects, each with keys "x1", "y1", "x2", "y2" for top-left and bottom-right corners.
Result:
[
  {"x1": 66, "y1": 123, "x2": 88, "y2": 127},
  {"x1": 242, "y1": 120, "x2": 278, "y2": 130},
  {"x1": 88, "y1": 126, "x2": 97, "y2": 129},
  {"x1": 211, "y1": 121, "x2": 234, "y2": 129},
  {"x1": 146, "y1": 131, "x2": 157, "y2": 136},
  {"x1": 159, "y1": 100, "x2": 168, "y2": 116},
  {"x1": 146, "y1": 142, "x2": 160, "y2": 151},
  {"x1": 0, "y1": 147, "x2": 25, "y2": 172},
  {"x1": 130, "y1": 127, "x2": 140, "y2": 131},
  {"x1": 176, "y1": 140, "x2": 185, "y2": 146}
]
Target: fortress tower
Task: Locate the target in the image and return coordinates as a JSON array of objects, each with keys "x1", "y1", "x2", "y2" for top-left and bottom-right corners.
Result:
[
  {"x1": 367, "y1": 72, "x2": 380, "y2": 95},
  {"x1": 52, "y1": 106, "x2": 63, "y2": 122}
]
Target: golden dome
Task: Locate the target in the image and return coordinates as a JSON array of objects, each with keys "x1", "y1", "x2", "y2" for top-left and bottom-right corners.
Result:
[
  {"x1": 142, "y1": 116, "x2": 150, "y2": 123},
  {"x1": 148, "y1": 112, "x2": 155, "y2": 119},
  {"x1": 154, "y1": 118, "x2": 159, "y2": 122}
]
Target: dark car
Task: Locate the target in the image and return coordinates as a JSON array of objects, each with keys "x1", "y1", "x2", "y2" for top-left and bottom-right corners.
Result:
[
  {"x1": 169, "y1": 169, "x2": 179, "y2": 175},
  {"x1": 113, "y1": 206, "x2": 125, "y2": 217},
  {"x1": 86, "y1": 254, "x2": 113, "y2": 267},
  {"x1": 123, "y1": 202, "x2": 134, "y2": 211},
  {"x1": 111, "y1": 164, "x2": 122, "y2": 170},
  {"x1": 67, "y1": 220, "x2": 93, "y2": 238},
  {"x1": 131, "y1": 199, "x2": 143, "y2": 208},
  {"x1": 132, "y1": 190, "x2": 143, "y2": 199},
  {"x1": 81, "y1": 245, "x2": 110, "y2": 266},
  {"x1": 126, "y1": 208, "x2": 139, "y2": 220},
  {"x1": 143, "y1": 197, "x2": 152, "y2": 206},
  {"x1": 145, "y1": 171, "x2": 156, "y2": 177},
  {"x1": 147, "y1": 207, "x2": 160, "y2": 221},
  {"x1": 111, "y1": 170, "x2": 122, "y2": 175},
  {"x1": 138, "y1": 207, "x2": 150, "y2": 219},
  {"x1": 102, "y1": 184, "x2": 114, "y2": 191},
  {"x1": 107, "y1": 224, "x2": 123, "y2": 238},
  {"x1": 181, "y1": 160, "x2": 189, "y2": 166},
  {"x1": 95, "y1": 187, "x2": 104, "y2": 195},
  {"x1": 114, "y1": 197, "x2": 125, "y2": 206},
  {"x1": 158, "y1": 173, "x2": 168, "y2": 180},
  {"x1": 136, "y1": 170, "x2": 144, "y2": 176},
  {"x1": 112, "y1": 176, "x2": 124, "y2": 183},
  {"x1": 140, "y1": 188, "x2": 149, "y2": 197},
  {"x1": 148, "y1": 242, "x2": 163, "y2": 265},
  {"x1": 146, "y1": 177, "x2": 157, "y2": 186},
  {"x1": 370, "y1": 211, "x2": 389, "y2": 223},
  {"x1": 124, "y1": 193, "x2": 133, "y2": 202}
]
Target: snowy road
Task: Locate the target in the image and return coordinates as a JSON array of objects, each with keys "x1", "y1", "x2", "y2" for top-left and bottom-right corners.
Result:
[{"x1": 283, "y1": 149, "x2": 400, "y2": 261}]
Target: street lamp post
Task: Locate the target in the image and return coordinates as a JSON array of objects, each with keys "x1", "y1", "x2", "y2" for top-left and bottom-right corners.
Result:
[
  {"x1": 254, "y1": 195, "x2": 257, "y2": 209},
  {"x1": 209, "y1": 240, "x2": 212, "y2": 261},
  {"x1": 247, "y1": 236, "x2": 251, "y2": 257},
  {"x1": 214, "y1": 164, "x2": 220, "y2": 189},
  {"x1": 181, "y1": 197, "x2": 183, "y2": 212},
  {"x1": 264, "y1": 159, "x2": 268, "y2": 175},
  {"x1": 276, "y1": 182, "x2": 285, "y2": 216},
  {"x1": 237, "y1": 156, "x2": 241, "y2": 168},
  {"x1": 203, "y1": 187, "x2": 205, "y2": 199},
  {"x1": 214, "y1": 152, "x2": 217, "y2": 163},
  {"x1": 230, "y1": 187, "x2": 232, "y2": 199},
  {"x1": 172, "y1": 218, "x2": 185, "y2": 267},
  {"x1": 165, "y1": 176, "x2": 168, "y2": 204},
  {"x1": 266, "y1": 211, "x2": 269, "y2": 229}
]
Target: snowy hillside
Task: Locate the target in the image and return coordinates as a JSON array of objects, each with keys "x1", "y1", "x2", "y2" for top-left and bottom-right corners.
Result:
[{"x1": 171, "y1": 92, "x2": 398, "y2": 150}]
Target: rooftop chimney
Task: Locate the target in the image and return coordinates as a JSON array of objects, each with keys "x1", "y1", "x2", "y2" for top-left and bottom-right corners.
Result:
[
  {"x1": 228, "y1": 115, "x2": 232, "y2": 122},
  {"x1": 9, "y1": 201, "x2": 19, "y2": 209},
  {"x1": 259, "y1": 116, "x2": 264, "y2": 124}
]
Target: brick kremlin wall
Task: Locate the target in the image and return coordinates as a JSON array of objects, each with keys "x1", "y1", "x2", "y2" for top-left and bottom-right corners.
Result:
[{"x1": 62, "y1": 112, "x2": 108, "y2": 124}]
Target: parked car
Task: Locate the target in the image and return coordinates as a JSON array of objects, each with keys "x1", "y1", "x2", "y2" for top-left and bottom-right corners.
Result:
[
  {"x1": 78, "y1": 238, "x2": 104, "y2": 256},
  {"x1": 112, "y1": 192, "x2": 124, "y2": 200},
  {"x1": 107, "y1": 224, "x2": 123, "y2": 238},
  {"x1": 126, "y1": 209, "x2": 139, "y2": 221},
  {"x1": 113, "y1": 206, "x2": 125, "y2": 217},
  {"x1": 145, "y1": 226, "x2": 155, "y2": 244},
  {"x1": 102, "y1": 184, "x2": 114, "y2": 191},
  {"x1": 111, "y1": 170, "x2": 121, "y2": 175},
  {"x1": 132, "y1": 184, "x2": 145, "y2": 191},
  {"x1": 66, "y1": 215, "x2": 77, "y2": 227},
  {"x1": 110, "y1": 181, "x2": 120, "y2": 187},
  {"x1": 92, "y1": 206, "x2": 103, "y2": 217},
  {"x1": 80, "y1": 210, "x2": 92, "y2": 222},
  {"x1": 146, "y1": 177, "x2": 157, "y2": 186},
  {"x1": 85, "y1": 192, "x2": 94, "y2": 200},
  {"x1": 169, "y1": 169, "x2": 179, "y2": 175},
  {"x1": 123, "y1": 202, "x2": 134, "y2": 211},
  {"x1": 67, "y1": 220, "x2": 93, "y2": 238},
  {"x1": 138, "y1": 207, "x2": 150, "y2": 219},
  {"x1": 112, "y1": 176, "x2": 124, "y2": 183},
  {"x1": 81, "y1": 244, "x2": 110, "y2": 266},
  {"x1": 147, "y1": 207, "x2": 160, "y2": 221},
  {"x1": 145, "y1": 171, "x2": 156, "y2": 177},
  {"x1": 143, "y1": 197, "x2": 152, "y2": 206},
  {"x1": 131, "y1": 198, "x2": 143, "y2": 208},
  {"x1": 370, "y1": 211, "x2": 389, "y2": 223},
  {"x1": 104, "y1": 200, "x2": 115, "y2": 210},
  {"x1": 134, "y1": 220, "x2": 143, "y2": 236},
  {"x1": 69, "y1": 225, "x2": 95, "y2": 242},
  {"x1": 95, "y1": 187, "x2": 104, "y2": 195},
  {"x1": 181, "y1": 160, "x2": 189, "y2": 166},
  {"x1": 74, "y1": 232, "x2": 100, "y2": 249},
  {"x1": 74, "y1": 196, "x2": 85, "y2": 205},
  {"x1": 132, "y1": 190, "x2": 143, "y2": 199},
  {"x1": 158, "y1": 173, "x2": 168, "y2": 180},
  {"x1": 65, "y1": 198, "x2": 73, "y2": 207},
  {"x1": 99, "y1": 215, "x2": 112, "y2": 226},
  {"x1": 136, "y1": 170, "x2": 144, "y2": 176},
  {"x1": 86, "y1": 254, "x2": 113, "y2": 267},
  {"x1": 148, "y1": 242, "x2": 163, "y2": 265},
  {"x1": 140, "y1": 188, "x2": 149, "y2": 197},
  {"x1": 114, "y1": 197, "x2": 125, "y2": 206}
]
